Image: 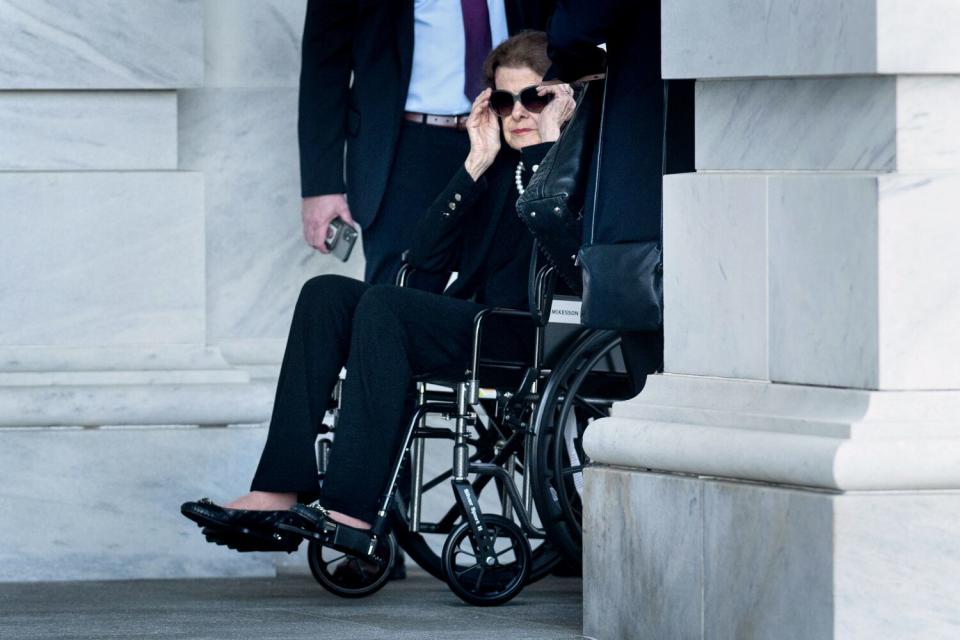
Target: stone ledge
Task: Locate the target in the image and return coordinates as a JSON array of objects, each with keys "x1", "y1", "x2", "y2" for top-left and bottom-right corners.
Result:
[
  {"x1": 586, "y1": 375, "x2": 960, "y2": 491},
  {"x1": 0, "y1": 345, "x2": 237, "y2": 372},
  {"x1": 0, "y1": 380, "x2": 274, "y2": 427}
]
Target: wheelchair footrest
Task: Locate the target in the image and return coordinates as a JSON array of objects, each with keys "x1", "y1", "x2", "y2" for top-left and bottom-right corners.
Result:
[
  {"x1": 330, "y1": 525, "x2": 374, "y2": 556},
  {"x1": 278, "y1": 516, "x2": 376, "y2": 559},
  {"x1": 201, "y1": 526, "x2": 300, "y2": 553}
]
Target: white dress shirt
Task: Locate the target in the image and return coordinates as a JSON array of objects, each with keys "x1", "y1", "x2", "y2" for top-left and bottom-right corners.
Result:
[{"x1": 406, "y1": 0, "x2": 510, "y2": 115}]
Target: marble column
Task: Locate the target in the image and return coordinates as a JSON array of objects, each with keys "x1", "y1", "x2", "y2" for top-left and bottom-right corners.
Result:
[{"x1": 583, "y1": 2, "x2": 960, "y2": 638}]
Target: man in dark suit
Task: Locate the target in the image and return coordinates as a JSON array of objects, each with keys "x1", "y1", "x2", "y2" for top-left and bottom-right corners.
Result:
[{"x1": 298, "y1": 0, "x2": 554, "y2": 285}]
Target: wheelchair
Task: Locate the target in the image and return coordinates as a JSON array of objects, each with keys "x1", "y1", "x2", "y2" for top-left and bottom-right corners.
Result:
[{"x1": 304, "y1": 252, "x2": 637, "y2": 606}]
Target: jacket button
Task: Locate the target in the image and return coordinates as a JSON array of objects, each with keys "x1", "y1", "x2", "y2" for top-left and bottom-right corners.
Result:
[
  {"x1": 454, "y1": 193, "x2": 462, "y2": 201},
  {"x1": 448, "y1": 202, "x2": 456, "y2": 210}
]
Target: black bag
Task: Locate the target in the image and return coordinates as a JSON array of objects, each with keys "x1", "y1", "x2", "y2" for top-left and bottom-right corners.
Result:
[
  {"x1": 579, "y1": 242, "x2": 662, "y2": 330},
  {"x1": 577, "y1": 82, "x2": 670, "y2": 331},
  {"x1": 515, "y1": 82, "x2": 605, "y2": 292}
]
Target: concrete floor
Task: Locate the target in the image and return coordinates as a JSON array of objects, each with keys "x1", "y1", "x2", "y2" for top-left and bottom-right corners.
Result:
[{"x1": 0, "y1": 571, "x2": 585, "y2": 640}]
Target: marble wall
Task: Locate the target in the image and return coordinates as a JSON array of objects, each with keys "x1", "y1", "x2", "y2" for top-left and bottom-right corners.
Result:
[
  {"x1": 665, "y1": 171, "x2": 960, "y2": 391},
  {"x1": 0, "y1": 0, "x2": 203, "y2": 89},
  {"x1": 0, "y1": 0, "x2": 361, "y2": 581},
  {"x1": 662, "y1": 0, "x2": 960, "y2": 78},
  {"x1": 695, "y1": 76, "x2": 960, "y2": 173},
  {"x1": 0, "y1": 425, "x2": 277, "y2": 581},
  {"x1": 0, "y1": 172, "x2": 205, "y2": 347},
  {"x1": 0, "y1": 92, "x2": 178, "y2": 170},
  {"x1": 183, "y1": 0, "x2": 364, "y2": 364}
]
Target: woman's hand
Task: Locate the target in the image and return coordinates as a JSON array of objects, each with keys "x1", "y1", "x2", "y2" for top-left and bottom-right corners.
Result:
[
  {"x1": 536, "y1": 84, "x2": 576, "y2": 143},
  {"x1": 464, "y1": 88, "x2": 501, "y2": 181}
]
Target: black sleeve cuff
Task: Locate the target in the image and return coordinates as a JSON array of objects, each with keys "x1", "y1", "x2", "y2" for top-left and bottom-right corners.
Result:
[{"x1": 430, "y1": 166, "x2": 487, "y2": 220}]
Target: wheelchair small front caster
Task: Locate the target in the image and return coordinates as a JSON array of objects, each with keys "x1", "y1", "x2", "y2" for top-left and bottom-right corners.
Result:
[
  {"x1": 307, "y1": 531, "x2": 397, "y2": 598},
  {"x1": 441, "y1": 514, "x2": 531, "y2": 606}
]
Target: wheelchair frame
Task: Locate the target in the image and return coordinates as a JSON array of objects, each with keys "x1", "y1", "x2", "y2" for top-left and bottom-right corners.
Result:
[{"x1": 309, "y1": 260, "x2": 628, "y2": 605}]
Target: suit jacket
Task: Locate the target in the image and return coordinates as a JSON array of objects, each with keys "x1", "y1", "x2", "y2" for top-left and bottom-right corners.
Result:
[
  {"x1": 298, "y1": 0, "x2": 555, "y2": 228},
  {"x1": 406, "y1": 143, "x2": 551, "y2": 310},
  {"x1": 546, "y1": 1, "x2": 694, "y2": 385},
  {"x1": 547, "y1": 0, "x2": 694, "y2": 245}
]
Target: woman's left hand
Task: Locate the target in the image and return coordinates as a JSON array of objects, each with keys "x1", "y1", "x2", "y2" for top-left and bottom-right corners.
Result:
[{"x1": 536, "y1": 84, "x2": 576, "y2": 143}]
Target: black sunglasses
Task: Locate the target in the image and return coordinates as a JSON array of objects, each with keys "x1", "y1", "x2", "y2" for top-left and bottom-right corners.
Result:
[{"x1": 488, "y1": 85, "x2": 554, "y2": 117}]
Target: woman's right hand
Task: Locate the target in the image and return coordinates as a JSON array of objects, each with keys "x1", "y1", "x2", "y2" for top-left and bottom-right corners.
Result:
[{"x1": 464, "y1": 88, "x2": 501, "y2": 181}]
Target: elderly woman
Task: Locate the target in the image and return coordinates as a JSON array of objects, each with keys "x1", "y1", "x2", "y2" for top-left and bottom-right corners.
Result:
[{"x1": 182, "y1": 31, "x2": 574, "y2": 549}]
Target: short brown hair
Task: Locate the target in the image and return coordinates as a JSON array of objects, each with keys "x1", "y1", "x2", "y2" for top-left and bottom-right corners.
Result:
[{"x1": 482, "y1": 30, "x2": 550, "y2": 88}]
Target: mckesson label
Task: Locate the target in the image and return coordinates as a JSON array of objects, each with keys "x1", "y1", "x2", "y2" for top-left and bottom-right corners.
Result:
[{"x1": 549, "y1": 298, "x2": 582, "y2": 325}]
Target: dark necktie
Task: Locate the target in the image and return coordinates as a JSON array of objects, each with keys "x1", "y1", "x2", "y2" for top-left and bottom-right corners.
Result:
[{"x1": 461, "y1": 0, "x2": 493, "y2": 101}]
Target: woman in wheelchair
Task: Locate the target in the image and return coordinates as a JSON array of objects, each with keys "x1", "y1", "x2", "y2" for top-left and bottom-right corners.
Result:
[{"x1": 182, "y1": 32, "x2": 574, "y2": 565}]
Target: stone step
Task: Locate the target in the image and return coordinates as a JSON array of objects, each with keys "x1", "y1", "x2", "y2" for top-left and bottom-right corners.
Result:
[
  {"x1": 0, "y1": 424, "x2": 275, "y2": 582},
  {"x1": 0, "y1": 380, "x2": 274, "y2": 427}
]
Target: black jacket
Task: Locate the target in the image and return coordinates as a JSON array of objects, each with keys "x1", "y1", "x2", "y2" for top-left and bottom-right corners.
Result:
[
  {"x1": 298, "y1": 0, "x2": 555, "y2": 228},
  {"x1": 406, "y1": 144, "x2": 551, "y2": 310}
]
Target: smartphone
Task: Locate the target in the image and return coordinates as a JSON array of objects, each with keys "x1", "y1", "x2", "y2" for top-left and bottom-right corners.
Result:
[{"x1": 324, "y1": 218, "x2": 358, "y2": 262}]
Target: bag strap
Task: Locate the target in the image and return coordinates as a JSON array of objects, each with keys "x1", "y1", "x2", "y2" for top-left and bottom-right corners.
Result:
[
  {"x1": 588, "y1": 78, "x2": 670, "y2": 250},
  {"x1": 587, "y1": 77, "x2": 609, "y2": 246},
  {"x1": 659, "y1": 81, "x2": 669, "y2": 251}
]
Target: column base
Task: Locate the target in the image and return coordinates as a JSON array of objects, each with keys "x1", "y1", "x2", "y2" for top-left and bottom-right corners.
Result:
[{"x1": 584, "y1": 467, "x2": 960, "y2": 640}]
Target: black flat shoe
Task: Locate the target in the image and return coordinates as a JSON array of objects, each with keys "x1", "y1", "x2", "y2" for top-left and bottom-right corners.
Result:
[{"x1": 181, "y1": 499, "x2": 299, "y2": 551}]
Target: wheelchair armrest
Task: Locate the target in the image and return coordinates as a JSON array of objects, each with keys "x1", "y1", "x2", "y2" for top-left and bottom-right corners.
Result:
[
  {"x1": 469, "y1": 307, "x2": 537, "y2": 382},
  {"x1": 527, "y1": 243, "x2": 562, "y2": 327},
  {"x1": 396, "y1": 255, "x2": 414, "y2": 287},
  {"x1": 531, "y1": 264, "x2": 558, "y2": 326}
]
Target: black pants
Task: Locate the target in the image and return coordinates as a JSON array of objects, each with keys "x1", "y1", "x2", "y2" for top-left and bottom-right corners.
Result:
[
  {"x1": 250, "y1": 275, "x2": 486, "y2": 522},
  {"x1": 361, "y1": 121, "x2": 469, "y2": 286}
]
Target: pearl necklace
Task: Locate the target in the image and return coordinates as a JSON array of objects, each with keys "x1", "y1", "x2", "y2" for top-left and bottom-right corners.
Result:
[{"x1": 515, "y1": 161, "x2": 539, "y2": 196}]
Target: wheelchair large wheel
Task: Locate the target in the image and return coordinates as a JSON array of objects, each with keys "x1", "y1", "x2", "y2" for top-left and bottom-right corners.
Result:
[
  {"x1": 442, "y1": 514, "x2": 531, "y2": 607},
  {"x1": 307, "y1": 531, "x2": 397, "y2": 598},
  {"x1": 530, "y1": 330, "x2": 631, "y2": 563}
]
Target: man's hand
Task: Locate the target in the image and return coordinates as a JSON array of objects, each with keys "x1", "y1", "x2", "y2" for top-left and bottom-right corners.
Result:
[{"x1": 302, "y1": 194, "x2": 354, "y2": 253}]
